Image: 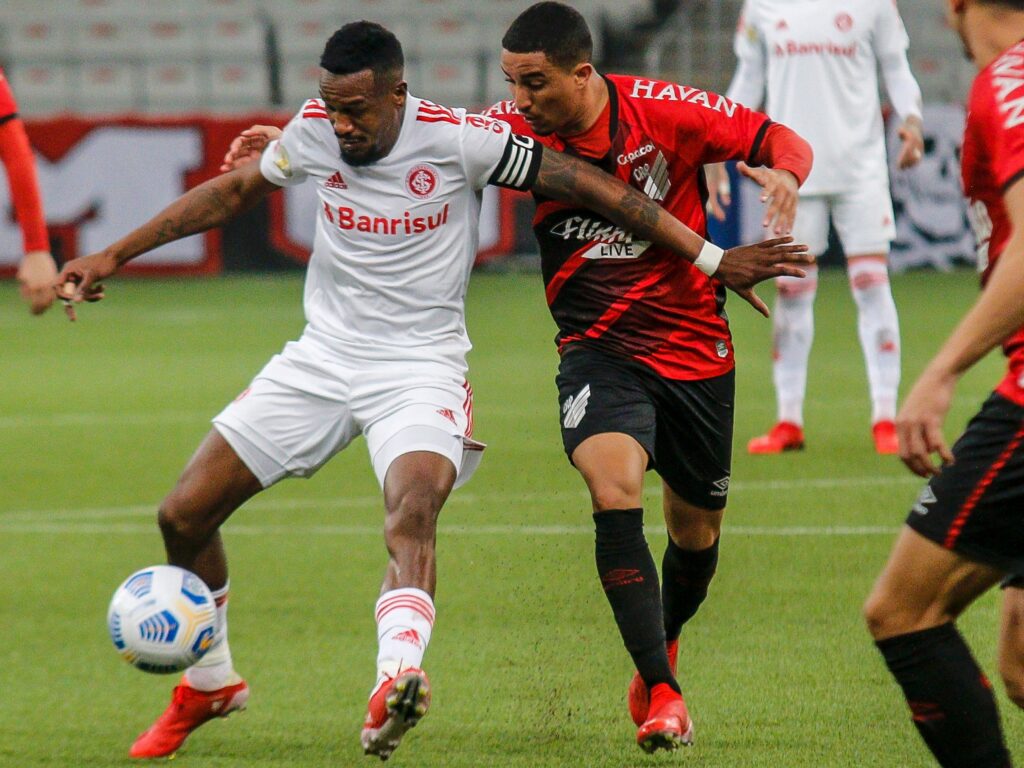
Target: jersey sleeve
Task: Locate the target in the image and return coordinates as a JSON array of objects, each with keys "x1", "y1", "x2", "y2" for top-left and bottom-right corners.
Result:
[
  {"x1": 458, "y1": 113, "x2": 543, "y2": 191},
  {"x1": 871, "y1": 0, "x2": 911, "y2": 61},
  {"x1": 728, "y1": 1, "x2": 766, "y2": 109},
  {"x1": 0, "y1": 68, "x2": 19, "y2": 120},
  {"x1": 259, "y1": 110, "x2": 317, "y2": 188},
  {"x1": 992, "y1": 89, "x2": 1024, "y2": 192},
  {"x1": 677, "y1": 93, "x2": 772, "y2": 166}
]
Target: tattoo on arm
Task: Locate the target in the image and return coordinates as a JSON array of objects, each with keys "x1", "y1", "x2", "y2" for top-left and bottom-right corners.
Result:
[{"x1": 533, "y1": 150, "x2": 664, "y2": 242}]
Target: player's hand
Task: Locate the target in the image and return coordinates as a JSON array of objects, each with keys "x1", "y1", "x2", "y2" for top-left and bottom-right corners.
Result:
[
  {"x1": 704, "y1": 162, "x2": 731, "y2": 222},
  {"x1": 896, "y1": 116, "x2": 924, "y2": 170},
  {"x1": 716, "y1": 236, "x2": 813, "y2": 317},
  {"x1": 896, "y1": 366, "x2": 957, "y2": 477},
  {"x1": 737, "y1": 162, "x2": 799, "y2": 235},
  {"x1": 54, "y1": 251, "x2": 117, "y2": 321},
  {"x1": 16, "y1": 249, "x2": 58, "y2": 315},
  {"x1": 219, "y1": 125, "x2": 283, "y2": 173}
]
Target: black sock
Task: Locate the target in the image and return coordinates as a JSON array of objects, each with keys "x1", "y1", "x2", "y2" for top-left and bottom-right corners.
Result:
[
  {"x1": 661, "y1": 535, "x2": 719, "y2": 642},
  {"x1": 593, "y1": 509, "x2": 679, "y2": 693},
  {"x1": 876, "y1": 623, "x2": 1012, "y2": 768}
]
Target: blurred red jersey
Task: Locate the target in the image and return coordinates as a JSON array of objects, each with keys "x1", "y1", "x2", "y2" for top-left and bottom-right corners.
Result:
[
  {"x1": 486, "y1": 74, "x2": 809, "y2": 380},
  {"x1": 0, "y1": 68, "x2": 18, "y2": 119},
  {"x1": 962, "y1": 42, "x2": 1024, "y2": 405}
]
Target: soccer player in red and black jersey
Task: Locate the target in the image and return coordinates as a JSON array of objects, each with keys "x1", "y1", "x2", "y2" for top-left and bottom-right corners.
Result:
[
  {"x1": 0, "y1": 67, "x2": 57, "y2": 314},
  {"x1": 863, "y1": 2, "x2": 1024, "y2": 766},
  {"x1": 488, "y1": 2, "x2": 813, "y2": 753}
]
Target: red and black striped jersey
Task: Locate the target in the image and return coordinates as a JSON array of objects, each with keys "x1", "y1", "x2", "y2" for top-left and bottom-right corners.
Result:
[{"x1": 486, "y1": 73, "x2": 805, "y2": 380}]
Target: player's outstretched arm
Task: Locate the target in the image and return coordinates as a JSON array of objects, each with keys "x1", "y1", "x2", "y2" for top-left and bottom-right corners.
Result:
[
  {"x1": 897, "y1": 180, "x2": 1024, "y2": 477},
  {"x1": 56, "y1": 162, "x2": 279, "y2": 319},
  {"x1": 529, "y1": 148, "x2": 813, "y2": 317}
]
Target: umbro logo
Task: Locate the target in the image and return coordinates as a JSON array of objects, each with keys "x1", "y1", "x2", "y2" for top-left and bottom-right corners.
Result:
[
  {"x1": 562, "y1": 384, "x2": 591, "y2": 429},
  {"x1": 912, "y1": 486, "x2": 937, "y2": 515},
  {"x1": 325, "y1": 171, "x2": 347, "y2": 189},
  {"x1": 776, "y1": 19, "x2": 788, "y2": 30},
  {"x1": 601, "y1": 568, "x2": 643, "y2": 590},
  {"x1": 711, "y1": 475, "x2": 730, "y2": 496}
]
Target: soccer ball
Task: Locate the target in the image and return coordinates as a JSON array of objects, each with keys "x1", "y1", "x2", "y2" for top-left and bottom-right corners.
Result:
[{"x1": 107, "y1": 565, "x2": 217, "y2": 674}]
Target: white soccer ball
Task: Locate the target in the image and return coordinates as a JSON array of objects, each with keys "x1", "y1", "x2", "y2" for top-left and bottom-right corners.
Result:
[{"x1": 107, "y1": 565, "x2": 217, "y2": 674}]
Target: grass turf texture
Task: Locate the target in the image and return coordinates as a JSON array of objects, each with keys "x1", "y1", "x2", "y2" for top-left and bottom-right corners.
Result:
[{"x1": 0, "y1": 269, "x2": 1018, "y2": 767}]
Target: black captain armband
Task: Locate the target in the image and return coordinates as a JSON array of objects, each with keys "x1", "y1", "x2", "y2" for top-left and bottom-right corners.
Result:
[{"x1": 488, "y1": 134, "x2": 543, "y2": 191}]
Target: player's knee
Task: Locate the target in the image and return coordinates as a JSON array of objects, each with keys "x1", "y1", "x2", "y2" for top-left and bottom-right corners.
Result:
[
  {"x1": 157, "y1": 490, "x2": 214, "y2": 546},
  {"x1": 385, "y1": 485, "x2": 444, "y2": 541},
  {"x1": 862, "y1": 590, "x2": 906, "y2": 640},
  {"x1": 1000, "y1": 664, "x2": 1024, "y2": 711}
]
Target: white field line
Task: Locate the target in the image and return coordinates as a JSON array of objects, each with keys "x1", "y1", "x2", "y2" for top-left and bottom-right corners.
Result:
[
  {"x1": 0, "y1": 475, "x2": 919, "y2": 524},
  {"x1": 0, "y1": 522, "x2": 897, "y2": 537}
]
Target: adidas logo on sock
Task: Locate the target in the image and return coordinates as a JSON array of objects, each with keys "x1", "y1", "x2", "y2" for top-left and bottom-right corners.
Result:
[
  {"x1": 393, "y1": 629, "x2": 423, "y2": 649},
  {"x1": 325, "y1": 171, "x2": 347, "y2": 189}
]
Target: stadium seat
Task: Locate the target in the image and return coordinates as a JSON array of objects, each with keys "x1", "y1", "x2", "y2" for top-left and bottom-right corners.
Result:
[
  {"x1": 279, "y1": 60, "x2": 323, "y2": 111},
  {"x1": 138, "y1": 18, "x2": 203, "y2": 60},
  {"x1": 71, "y1": 18, "x2": 145, "y2": 60},
  {"x1": 75, "y1": 62, "x2": 139, "y2": 113},
  {"x1": 1, "y1": 16, "x2": 72, "y2": 64},
  {"x1": 410, "y1": 55, "x2": 482, "y2": 108},
  {"x1": 203, "y1": 17, "x2": 267, "y2": 59},
  {"x1": 208, "y1": 60, "x2": 269, "y2": 112},
  {"x1": 141, "y1": 61, "x2": 205, "y2": 112},
  {"x1": 7, "y1": 62, "x2": 73, "y2": 113},
  {"x1": 276, "y1": 15, "x2": 340, "y2": 61}
]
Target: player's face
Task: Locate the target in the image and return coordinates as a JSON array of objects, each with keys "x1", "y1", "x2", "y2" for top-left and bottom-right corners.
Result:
[
  {"x1": 319, "y1": 69, "x2": 407, "y2": 166},
  {"x1": 501, "y1": 50, "x2": 591, "y2": 136}
]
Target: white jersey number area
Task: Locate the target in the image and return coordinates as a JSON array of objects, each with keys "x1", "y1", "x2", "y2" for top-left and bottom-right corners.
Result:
[{"x1": 258, "y1": 96, "x2": 542, "y2": 371}]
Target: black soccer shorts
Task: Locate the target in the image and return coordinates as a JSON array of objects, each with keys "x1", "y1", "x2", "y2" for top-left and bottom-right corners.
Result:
[
  {"x1": 555, "y1": 344, "x2": 734, "y2": 511},
  {"x1": 906, "y1": 392, "x2": 1024, "y2": 577}
]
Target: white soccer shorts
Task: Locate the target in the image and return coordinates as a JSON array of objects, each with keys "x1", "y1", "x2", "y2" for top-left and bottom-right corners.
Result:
[
  {"x1": 792, "y1": 181, "x2": 897, "y2": 257},
  {"x1": 211, "y1": 332, "x2": 483, "y2": 490}
]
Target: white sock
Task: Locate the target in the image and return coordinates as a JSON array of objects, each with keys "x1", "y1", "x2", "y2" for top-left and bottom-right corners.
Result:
[
  {"x1": 848, "y1": 258, "x2": 900, "y2": 423},
  {"x1": 184, "y1": 582, "x2": 238, "y2": 691},
  {"x1": 373, "y1": 588, "x2": 435, "y2": 692},
  {"x1": 772, "y1": 268, "x2": 818, "y2": 426}
]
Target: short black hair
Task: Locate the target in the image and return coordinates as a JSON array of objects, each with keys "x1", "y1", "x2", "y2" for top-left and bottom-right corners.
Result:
[
  {"x1": 320, "y1": 21, "x2": 403, "y2": 85},
  {"x1": 501, "y1": 2, "x2": 593, "y2": 70},
  {"x1": 981, "y1": 0, "x2": 1024, "y2": 8}
]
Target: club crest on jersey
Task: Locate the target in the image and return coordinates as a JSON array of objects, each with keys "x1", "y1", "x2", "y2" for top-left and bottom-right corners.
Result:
[
  {"x1": 407, "y1": 164, "x2": 440, "y2": 200},
  {"x1": 835, "y1": 12, "x2": 853, "y2": 32}
]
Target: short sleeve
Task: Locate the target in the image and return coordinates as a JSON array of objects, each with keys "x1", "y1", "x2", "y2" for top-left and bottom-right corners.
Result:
[
  {"x1": 995, "y1": 101, "x2": 1024, "y2": 191},
  {"x1": 0, "y1": 69, "x2": 19, "y2": 120},
  {"x1": 872, "y1": 0, "x2": 910, "y2": 60},
  {"x1": 679, "y1": 93, "x2": 772, "y2": 166},
  {"x1": 459, "y1": 113, "x2": 543, "y2": 191},
  {"x1": 259, "y1": 114, "x2": 313, "y2": 188}
]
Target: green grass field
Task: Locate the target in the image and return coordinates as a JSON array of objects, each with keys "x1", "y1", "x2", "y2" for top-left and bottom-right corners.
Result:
[{"x1": 1, "y1": 269, "x2": 1018, "y2": 767}]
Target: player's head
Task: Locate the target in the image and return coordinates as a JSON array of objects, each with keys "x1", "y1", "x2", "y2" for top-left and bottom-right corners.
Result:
[
  {"x1": 319, "y1": 21, "x2": 407, "y2": 165},
  {"x1": 948, "y1": 0, "x2": 1024, "y2": 63},
  {"x1": 500, "y1": 2, "x2": 595, "y2": 136}
]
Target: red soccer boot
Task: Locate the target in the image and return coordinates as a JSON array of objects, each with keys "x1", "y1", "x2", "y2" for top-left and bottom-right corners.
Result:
[
  {"x1": 361, "y1": 668, "x2": 431, "y2": 761},
  {"x1": 636, "y1": 683, "x2": 694, "y2": 753},
  {"x1": 129, "y1": 678, "x2": 249, "y2": 758},
  {"x1": 747, "y1": 421, "x2": 805, "y2": 454},
  {"x1": 872, "y1": 420, "x2": 899, "y2": 455},
  {"x1": 627, "y1": 638, "x2": 679, "y2": 726}
]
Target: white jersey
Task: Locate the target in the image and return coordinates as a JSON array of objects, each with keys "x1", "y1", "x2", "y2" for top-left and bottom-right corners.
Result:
[
  {"x1": 732, "y1": 0, "x2": 921, "y2": 195},
  {"x1": 259, "y1": 95, "x2": 542, "y2": 372}
]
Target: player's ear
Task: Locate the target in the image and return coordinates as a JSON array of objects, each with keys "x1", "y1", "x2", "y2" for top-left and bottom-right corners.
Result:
[
  {"x1": 572, "y1": 62, "x2": 594, "y2": 88},
  {"x1": 391, "y1": 79, "x2": 407, "y2": 106}
]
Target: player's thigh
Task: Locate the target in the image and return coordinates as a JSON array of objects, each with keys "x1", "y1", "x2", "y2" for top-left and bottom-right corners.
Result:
[
  {"x1": 556, "y1": 345, "x2": 656, "y2": 506},
  {"x1": 212, "y1": 366, "x2": 359, "y2": 488},
  {"x1": 832, "y1": 182, "x2": 896, "y2": 257},
  {"x1": 650, "y1": 368, "x2": 734, "y2": 515},
  {"x1": 904, "y1": 393, "x2": 1024, "y2": 576},
  {"x1": 865, "y1": 526, "x2": 1002, "y2": 639},
  {"x1": 163, "y1": 428, "x2": 265, "y2": 526},
  {"x1": 360, "y1": 372, "x2": 481, "y2": 492},
  {"x1": 789, "y1": 195, "x2": 830, "y2": 256}
]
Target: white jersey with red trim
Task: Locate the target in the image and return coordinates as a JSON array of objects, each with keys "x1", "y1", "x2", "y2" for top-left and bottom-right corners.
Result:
[
  {"x1": 260, "y1": 94, "x2": 542, "y2": 372},
  {"x1": 732, "y1": 0, "x2": 918, "y2": 194}
]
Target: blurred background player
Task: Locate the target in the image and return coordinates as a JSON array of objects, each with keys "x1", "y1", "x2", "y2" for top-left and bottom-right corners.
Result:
[
  {"x1": 489, "y1": 1, "x2": 812, "y2": 753},
  {"x1": 709, "y1": 0, "x2": 925, "y2": 454},
  {"x1": 0, "y1": 66, "x2": 56, "y2": 314},
  {"x1": 863, "y1": 1, "x2": 1024, "y2": 766},
  {"x1": 58, "y1": 20, "x2": 807, "y2": 762}
]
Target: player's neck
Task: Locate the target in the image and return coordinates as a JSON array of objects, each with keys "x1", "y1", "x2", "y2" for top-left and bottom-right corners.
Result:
[
  {"x1": 559, "y1": 74, "x2": 608, "y2": 138},
  {"x1": 964, "y1": 8, "x2": 1024, "y2": 69}
]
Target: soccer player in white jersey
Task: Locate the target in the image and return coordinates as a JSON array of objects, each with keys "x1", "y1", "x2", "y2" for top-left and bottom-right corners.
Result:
[
  {"x1": 709, "y1": 0, "x2": 925, "y2": 454},
  {"x1": 55, "y1": 22, "x2": 810, "y2": 762}
]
